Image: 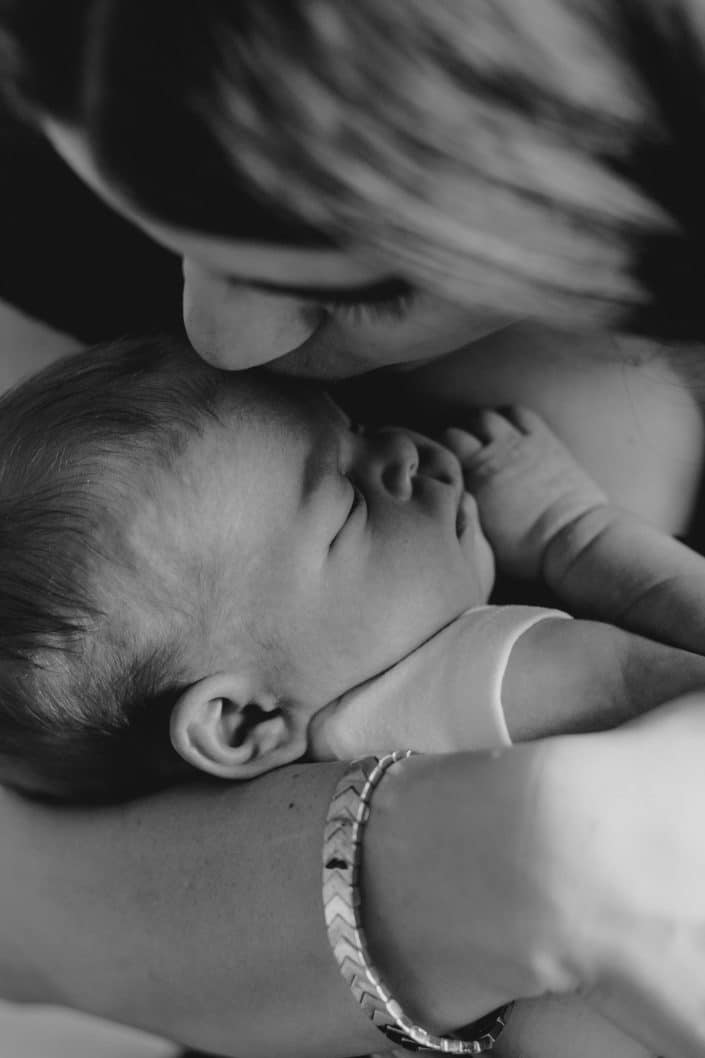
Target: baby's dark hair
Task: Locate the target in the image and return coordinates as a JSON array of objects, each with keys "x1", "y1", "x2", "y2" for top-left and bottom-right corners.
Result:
[{"x1": 0, "y1": 334, "x2": 227, "y2": 802}]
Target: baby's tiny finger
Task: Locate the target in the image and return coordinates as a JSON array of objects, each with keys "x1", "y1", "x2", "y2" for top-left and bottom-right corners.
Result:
[
  {"x1": 472, "y1": 408, "x2": 518, "y2": 442},
  {"x1": 443, "y1": 427, "x2": 484, "y2": 462},
  {"x1": 506, "y1": 405, "x2": 549, "y2": 435}
]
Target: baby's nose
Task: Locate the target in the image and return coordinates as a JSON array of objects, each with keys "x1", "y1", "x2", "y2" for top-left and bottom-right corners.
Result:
[{"x1": 379, "y1": 432, "x2": 419, "y2": 500}]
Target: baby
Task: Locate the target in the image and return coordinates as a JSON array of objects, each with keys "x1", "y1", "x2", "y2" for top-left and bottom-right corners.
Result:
[{"x1": 1, "y1": 334, "x2": 705, "y2": 804}]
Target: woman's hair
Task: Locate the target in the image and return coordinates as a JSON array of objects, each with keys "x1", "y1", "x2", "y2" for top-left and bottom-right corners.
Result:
[
  {"x1": 3, "y1": 2, "x2": 705, "y2": 335},
  {"x1": 0, "y1": 336, "x2": 225, "y2": 802}
]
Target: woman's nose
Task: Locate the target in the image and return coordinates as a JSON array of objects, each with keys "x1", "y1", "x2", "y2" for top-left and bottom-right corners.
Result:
[
  {"x1": 182, "y1": 258, "x2": 319, "y2": 368},
  {"x1": 376, "y1": 431, "x2": 419, "y2": 500}
]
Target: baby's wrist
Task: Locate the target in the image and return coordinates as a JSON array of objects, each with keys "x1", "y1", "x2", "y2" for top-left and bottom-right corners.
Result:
[{"x1": 540, "y1": 503, "x2": 616, "y2": 589}]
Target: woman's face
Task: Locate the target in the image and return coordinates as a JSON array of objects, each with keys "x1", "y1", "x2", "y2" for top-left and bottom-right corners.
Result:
[{"x1": 46, "y1": 123, "x2": 516, "y2": 377}]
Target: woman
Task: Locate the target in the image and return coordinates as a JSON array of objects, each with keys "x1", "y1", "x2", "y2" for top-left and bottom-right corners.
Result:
[
  {"x1": 1, "y1": 3, "x2": 705, "y2": 1057},
  {"x1": 6, "y1": 0, "x2": 705, "y2": 374}
]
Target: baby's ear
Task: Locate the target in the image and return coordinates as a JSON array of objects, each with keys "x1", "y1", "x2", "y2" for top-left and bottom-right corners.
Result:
[{"x1": 170, "y1": 673, "x2": 304, "y2": 780}]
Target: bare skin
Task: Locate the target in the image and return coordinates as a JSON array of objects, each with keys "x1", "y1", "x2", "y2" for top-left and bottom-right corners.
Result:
[
  {"x1": 444, "y1": 405, "x2": 609, "y2": 580},
  {"x1": 383, "y1": 406, "x2": 705, "y2": 1058},
  {"x1": 447, "y1": 404, "x2": 705, "y2": 653},
  {"x1": 1, "y1": 313, "x2": 704, "y2": 1058},
  {"x1": 313, "y1": 405, "x2": 705, "y2": 762}
]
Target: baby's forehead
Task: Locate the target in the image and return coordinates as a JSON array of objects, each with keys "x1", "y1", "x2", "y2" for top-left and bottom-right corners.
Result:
[
  {"x1": 219, "y1": 371, "x2": 347, "y2": 440},
  {"x1": 122, "y1": 375, "x2": 344, "y2": 585}
]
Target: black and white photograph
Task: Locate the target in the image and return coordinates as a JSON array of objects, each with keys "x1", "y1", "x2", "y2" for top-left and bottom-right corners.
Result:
[{"x1": 1, "y1": 4, "x2": 705, "y2": 1057}]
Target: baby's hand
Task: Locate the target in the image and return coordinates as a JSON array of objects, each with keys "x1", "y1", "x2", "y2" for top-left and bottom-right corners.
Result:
[{"x1": 444, "y1": 407, "x2": 607, "y2": 579}]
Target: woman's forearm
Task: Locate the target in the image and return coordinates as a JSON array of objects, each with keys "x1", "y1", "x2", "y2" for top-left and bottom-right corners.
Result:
[
  {"x1": 0, "y1": 749, "x2": 582, "y2": 1057},
  {"x1": 8, "y1": 723, "x2": 702, "y2": 1058},
  {"x1": 5, "y1": 707, "x2": 705, "y2": 1058},
  {"x1": 0, "y1": 765, "x2": 384, "y2": 1057}
]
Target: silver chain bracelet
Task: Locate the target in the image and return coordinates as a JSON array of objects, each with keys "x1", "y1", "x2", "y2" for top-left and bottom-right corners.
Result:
[{"x1": 322, "y1": 751, "x2": 512, "y2": 1054}]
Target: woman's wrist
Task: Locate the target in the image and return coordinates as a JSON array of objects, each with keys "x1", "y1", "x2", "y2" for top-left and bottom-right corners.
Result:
[{"x1": 358, "y1": 745, "x2": 592, "y2": 1032}]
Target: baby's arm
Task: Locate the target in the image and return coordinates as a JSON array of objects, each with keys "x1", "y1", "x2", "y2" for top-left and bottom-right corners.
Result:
[
  {"x1": 446, "y1": 407, "x2": 705, "y2": 655},
  {"x1": 503, "y1": 616, "x2": 705, "y2": 742},
  {"x1": 542, "y1": 511, "x2": 705, "y2": 654},
  {"x1": 310, "y1": 606, "x2": 705, "y2": 755}
]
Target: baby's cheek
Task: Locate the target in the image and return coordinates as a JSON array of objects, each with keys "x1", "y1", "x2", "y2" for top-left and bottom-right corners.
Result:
[{"x1": 285, "y1": 622, "x2": 375, "y2": 708}]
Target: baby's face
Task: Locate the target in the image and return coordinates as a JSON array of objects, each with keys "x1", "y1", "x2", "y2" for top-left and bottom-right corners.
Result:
[{"x1": 141, "y1": 373, "x2": 493, "y2": 709}]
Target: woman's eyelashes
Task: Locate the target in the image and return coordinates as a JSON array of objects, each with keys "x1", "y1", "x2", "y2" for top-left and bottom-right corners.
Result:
[{"x1": 322, "y1": 288, "x2": 416, "y2": 324}]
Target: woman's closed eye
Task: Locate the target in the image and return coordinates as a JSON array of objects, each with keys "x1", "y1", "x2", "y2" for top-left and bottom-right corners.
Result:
[{"x1": 321, "y1": 283, "x2": 416, "y2": 325}]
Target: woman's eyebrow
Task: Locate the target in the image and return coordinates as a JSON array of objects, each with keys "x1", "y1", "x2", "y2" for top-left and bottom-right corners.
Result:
[{"x1": 242, "y1": 276, "x2": 413, "y2": 304}]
